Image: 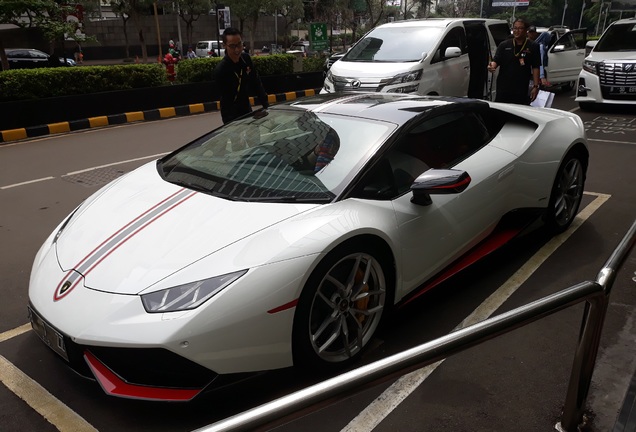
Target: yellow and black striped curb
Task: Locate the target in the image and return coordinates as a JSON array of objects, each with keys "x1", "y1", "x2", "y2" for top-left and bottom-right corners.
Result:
[{"x1": 0, "y1": 88, "x2": 321, "y2": 144}]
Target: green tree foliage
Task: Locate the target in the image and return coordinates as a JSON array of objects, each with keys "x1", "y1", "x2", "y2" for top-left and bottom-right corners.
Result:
[
  {"x1": 108, "y1": 0, "x2": 155, "y2": 62},
  {"x1": 177, "y1": 0, "x2": 209, "y2": 48},
  {"x1": 0, "y1": 0, "x2": 83, "y2": 70}
]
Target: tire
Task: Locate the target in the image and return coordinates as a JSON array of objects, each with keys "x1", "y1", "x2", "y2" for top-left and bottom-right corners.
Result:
[
  {"x1": 545, "y1": 150, "x2": 587, "y2": 234},
  {"x1": 292, "y1": 242, "x2": 389, "y2": 368},
  {"x1": 561, "y1": 81, "x2": 574, "y2": 92},
  {"x1": 578, "y1": 102, "x2": 595, "y2": 111}
]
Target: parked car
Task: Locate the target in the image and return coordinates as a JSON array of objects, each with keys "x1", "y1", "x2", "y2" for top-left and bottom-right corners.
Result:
[
  {"x1": 322, "y1": 18, "x2": 511, "y2": 99},
  {"x1": 287, "y1": 40, "x2": 311, "y2": 57},
  {"x1": 575, "y1": 17, "x2": 636, "y2": 110},
  {"x1": 323, "y1": 50, "x2": 346, "y2": 75},
  {"x1": 4, "y1": 48, "x2": 76, "y2": 69},
  {"x1": 28, "y1": 92, "x2": 588, "y2": 401},
  {"x1": 195, "y1": 40, "x2": 224, "y2": 58}
]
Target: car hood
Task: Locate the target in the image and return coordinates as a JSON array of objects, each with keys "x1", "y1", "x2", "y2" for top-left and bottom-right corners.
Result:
[
  {"x1": 55, "y1": 163, "x2": 317, "y2": 295},
  {"x1": 588, "y1": 51, "x2": 636, "y2": 62},
  {"x1": 330, "y1": 60, "x2": 421, "y2": 78}
]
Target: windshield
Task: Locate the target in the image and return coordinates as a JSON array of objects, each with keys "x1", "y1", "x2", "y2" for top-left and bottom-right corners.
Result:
[
  {"x1": 595, "y1": 23, "x2": 636, "y2": 52},
  {"x1": 343, "y1": 27, "x2": 444, "y2": 62},
  {"x1": 158, "y1": 110, "x2": 395, "y2": 203}
]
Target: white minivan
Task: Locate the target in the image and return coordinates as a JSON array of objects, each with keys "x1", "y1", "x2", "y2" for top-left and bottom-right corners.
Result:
[
  {"x1": 575, "y1": 17, "x2": 636, "y2": 110},
  {"x1": 195, "y1": 40, "x2": 225, "y2": 58},
  {"x1": 322, "y1": 18, "x2": 511, "y2": 99}
]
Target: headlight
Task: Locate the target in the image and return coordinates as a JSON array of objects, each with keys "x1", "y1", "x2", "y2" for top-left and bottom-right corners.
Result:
[
  {"x1": 325, "y1": 70, "x2": 333, "y2": 84},
  {"x1": 386, "y1": 70, "x2": 423, "y2": 86},
  {"x1": 582, "y1": 60, "x2": 599, "y2": 75},
  {"x1": 141, "y1": 270, "x2": 247, "y2": 313}
]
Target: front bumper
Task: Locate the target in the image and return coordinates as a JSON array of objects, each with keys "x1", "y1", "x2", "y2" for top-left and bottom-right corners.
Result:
[{"x1": 575, "y1": 69, "x2": 636, "y2": 105}]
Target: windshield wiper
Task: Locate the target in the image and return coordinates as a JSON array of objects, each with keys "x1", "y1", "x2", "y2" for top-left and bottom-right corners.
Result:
[
  {"x1": 236, "y1": 195, "x2": 333, "y2": 203},
  {"x1": 182, "y1": 181, "x2": 213, "y2": 193}
]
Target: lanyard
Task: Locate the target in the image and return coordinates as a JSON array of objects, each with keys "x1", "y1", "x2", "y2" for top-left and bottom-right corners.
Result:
[
  {"x1": 514, "y1": 38, "x2": 528, "y2": 57},
  {"x1": 233, "y1": 68, "x2": 243, "y2": 102}
]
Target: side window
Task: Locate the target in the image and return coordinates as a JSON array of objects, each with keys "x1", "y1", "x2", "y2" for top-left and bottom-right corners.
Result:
[
  {"x1": 352, "y1": 110, "x2": 492, "y2": 200},
  {"x1": 432, "y1": 27, "x2": 466, "y2": 63},
  {"x1": 11, "y1": 50, "x2": 29, "y2": 58},
  {"x1": 572, "y1": 31, "x2": 587, "y2": 49},
  {"x1": 404, "y1": 111, "x2": 490, "y2": 170},
  {"x1": 489, "y1": 23, "x2": 512, "y2": 46},
  {"x1": 31, "y1": 51, "x2": 48, "y2": 59},
  {"x1": 554, "y1": 33, "x2": 577, "y2": 51}
]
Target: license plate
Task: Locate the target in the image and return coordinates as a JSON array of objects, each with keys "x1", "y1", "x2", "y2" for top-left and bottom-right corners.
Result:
[
  {"x1": 609, "y1": 86, "x2": 636, "y2": 95},
  {"x1": 28, "y1": 307, "x2": 69, "y2": 361}
]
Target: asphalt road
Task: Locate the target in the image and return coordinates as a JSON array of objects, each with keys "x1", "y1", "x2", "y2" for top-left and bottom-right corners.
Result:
[{"x1": 0, "y1": 90, "x2": 635, "y2": 432}]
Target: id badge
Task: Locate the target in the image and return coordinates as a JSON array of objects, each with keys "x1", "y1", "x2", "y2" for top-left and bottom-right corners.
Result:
[{"x1": 519, "y1": 58, "x2": 525, "y2": 66}]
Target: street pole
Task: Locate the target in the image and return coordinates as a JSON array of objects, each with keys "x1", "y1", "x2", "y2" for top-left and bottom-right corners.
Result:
[
  {"x1": 175, "y1": 2, "x2": 183, "y2": 52},
  {"x1": 153, "y1": 1, "x2": 162, "y2": 62},
  {"x1": 562, "y1": 0, "x2": 568, "y2": 26},
  {"x1": 579, "y1": 0, "x2": 586, "y2": 28}
]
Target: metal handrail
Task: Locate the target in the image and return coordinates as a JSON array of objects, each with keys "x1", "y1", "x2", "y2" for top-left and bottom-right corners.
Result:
[{"x1": 195, "y1": 219, "x2": 636, "y2": 432}]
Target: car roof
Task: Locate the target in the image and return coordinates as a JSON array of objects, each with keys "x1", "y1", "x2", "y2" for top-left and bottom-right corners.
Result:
[
  {"x1": 273, "y1": 92, "x2": 489, "y2": 125},
  {"x1": 377, "y1": 17, "x2": 508, "y2": 29},
  {"x1": 609, "y1": 17, "x2": 636, "y2": 25}
]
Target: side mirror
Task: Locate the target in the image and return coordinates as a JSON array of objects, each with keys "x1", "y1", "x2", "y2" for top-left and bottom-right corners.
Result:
[
  {"x1": 444, "y1": 47, "x2": 462, "y2": 59},
  {"x1": 552, "y1": 44, "x2": 566, "y2": 52},
  {"x1": 410, "y1": 169, "x2": 471, "y2": 206}
]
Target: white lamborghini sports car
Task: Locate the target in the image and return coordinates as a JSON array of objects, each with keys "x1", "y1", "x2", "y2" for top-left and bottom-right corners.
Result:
[{"x1": 28, "y1": 93, "x2": 588, "y2": 401}]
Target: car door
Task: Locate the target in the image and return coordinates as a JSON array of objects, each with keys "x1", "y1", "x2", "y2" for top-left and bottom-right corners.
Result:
[
  {"x1": 6, "y1": 49, "x2": 30, "y2": 69},
  {"x1": 547, "y1": 29, "x2": 587, "y2": 84},
  {"x1": 430, "y1": 26, "x2": 470, "y2": 96},
  {"x1": 352, "y1": 108, "x2": 517, "y2": 296},
  {"x1": 28, "y1": 50, "x2": 52, "y2": 68}
]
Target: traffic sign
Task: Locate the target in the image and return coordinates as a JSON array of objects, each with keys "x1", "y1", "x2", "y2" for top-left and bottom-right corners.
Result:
[{"x1": 309, "y1": 23, "x2": 328, "y2": 52}]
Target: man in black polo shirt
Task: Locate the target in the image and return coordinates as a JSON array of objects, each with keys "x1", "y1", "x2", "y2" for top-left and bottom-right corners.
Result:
[
  {"x1": 213, "y1": 27, "x2": 269, "y2": 124},
  {"x1": 488, "y1": 18, "x2": 541, "y2": 105}
]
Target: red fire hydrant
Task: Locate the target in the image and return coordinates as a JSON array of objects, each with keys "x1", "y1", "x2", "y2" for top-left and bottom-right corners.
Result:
[{"x1": 163, "y1": 53, "x2": 178, "y2": 83}]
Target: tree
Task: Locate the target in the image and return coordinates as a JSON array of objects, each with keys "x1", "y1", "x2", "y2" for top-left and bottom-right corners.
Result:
[
  {"x1": 177, "y1": 0, "x2": 209, "y2": 48},
  {"x1": 108, "y1": 0, "x2": 155, "y2": 62},
  {"x1": 225, "y1": 0, "x2": 267, "y2": 53},
  {"x1": 0, "y1": 0, "x2": 82, "y2": 70},
  {"x1": 268, "y1": 0, "x2": 304, "y2": 47}
]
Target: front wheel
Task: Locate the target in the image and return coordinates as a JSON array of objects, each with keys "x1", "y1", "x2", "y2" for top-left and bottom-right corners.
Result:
[
  {"x1": 545, "y1": 151, "x2": 587, "y2": 234},
  {"x1": 293, "y1": 244, "x2": 388, "y2": 368}
]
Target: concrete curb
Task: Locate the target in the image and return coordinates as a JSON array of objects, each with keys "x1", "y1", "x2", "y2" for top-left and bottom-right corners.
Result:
[{"x1": 0, "y1": 88, "x2": 321, "y2": 144}]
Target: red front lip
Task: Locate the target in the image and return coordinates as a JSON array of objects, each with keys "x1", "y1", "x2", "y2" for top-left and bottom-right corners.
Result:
[{"x1": 84, "y1": 350, "x2": 203, "y2": 401}]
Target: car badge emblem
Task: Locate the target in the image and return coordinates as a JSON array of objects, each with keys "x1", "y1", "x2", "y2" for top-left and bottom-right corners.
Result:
[
  {"x1": 351, "y1": 80, "x2": 361, "y2": 89},
  {"x1": 623, "y1": 63, "x2": 634, "y2": 72},
  {"x1": 59, "y1": 281, "x2": 72, "y2": 295}
]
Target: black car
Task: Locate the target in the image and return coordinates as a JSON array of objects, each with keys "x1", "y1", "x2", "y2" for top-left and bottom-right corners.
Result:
[
  {"x1": 323, "y1": 51, "x2": 346, "y2": 75},
  {"x1": 4, "y1": 48, "x2": 76, "y2": 69}
]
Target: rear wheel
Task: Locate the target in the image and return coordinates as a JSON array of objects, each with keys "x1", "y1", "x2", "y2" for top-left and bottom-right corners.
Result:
[
  {"x1": 293, "y1": 243, "x2": 388, "y2": 368},
  {"x1": 545, "y1": 150, "x2": 586, "y2": 234}
]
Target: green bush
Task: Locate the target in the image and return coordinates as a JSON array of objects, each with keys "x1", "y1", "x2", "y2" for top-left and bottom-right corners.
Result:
[
  {"x1": 0, "y1": 54, "x2": 324, "y2": 102},
  {"x1": 0, "y1": 64, "x2": 167, "y2": 102}
]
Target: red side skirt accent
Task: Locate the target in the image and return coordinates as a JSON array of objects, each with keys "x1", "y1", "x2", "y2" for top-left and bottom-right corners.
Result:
[
  {"x1": 84, "y1": 350, "x2": 202, "y2": 401},
  {"x1": 401, "y1": 225, "x2": 524, "y2": 307}
]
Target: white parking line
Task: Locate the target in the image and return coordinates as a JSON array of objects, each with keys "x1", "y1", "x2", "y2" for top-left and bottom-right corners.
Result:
[
  {"x1": 0, "y1": 355, "x2": 97, "y2": 432},
  {"x1": 65, "y1": 153, "x2": 168, "y2": 176},
  {"x1": 341, "y1": 191, "x2": 611, "y2": 432},
  {"x1": 0, "y1": 324, "x2": 30, "y2": 343},
  {"x1": 0, "y1": 153, "x2": 167, "y2": 190},
  {"x1": 0, "y1": 177, "x2": 54, "y2": 190}
]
